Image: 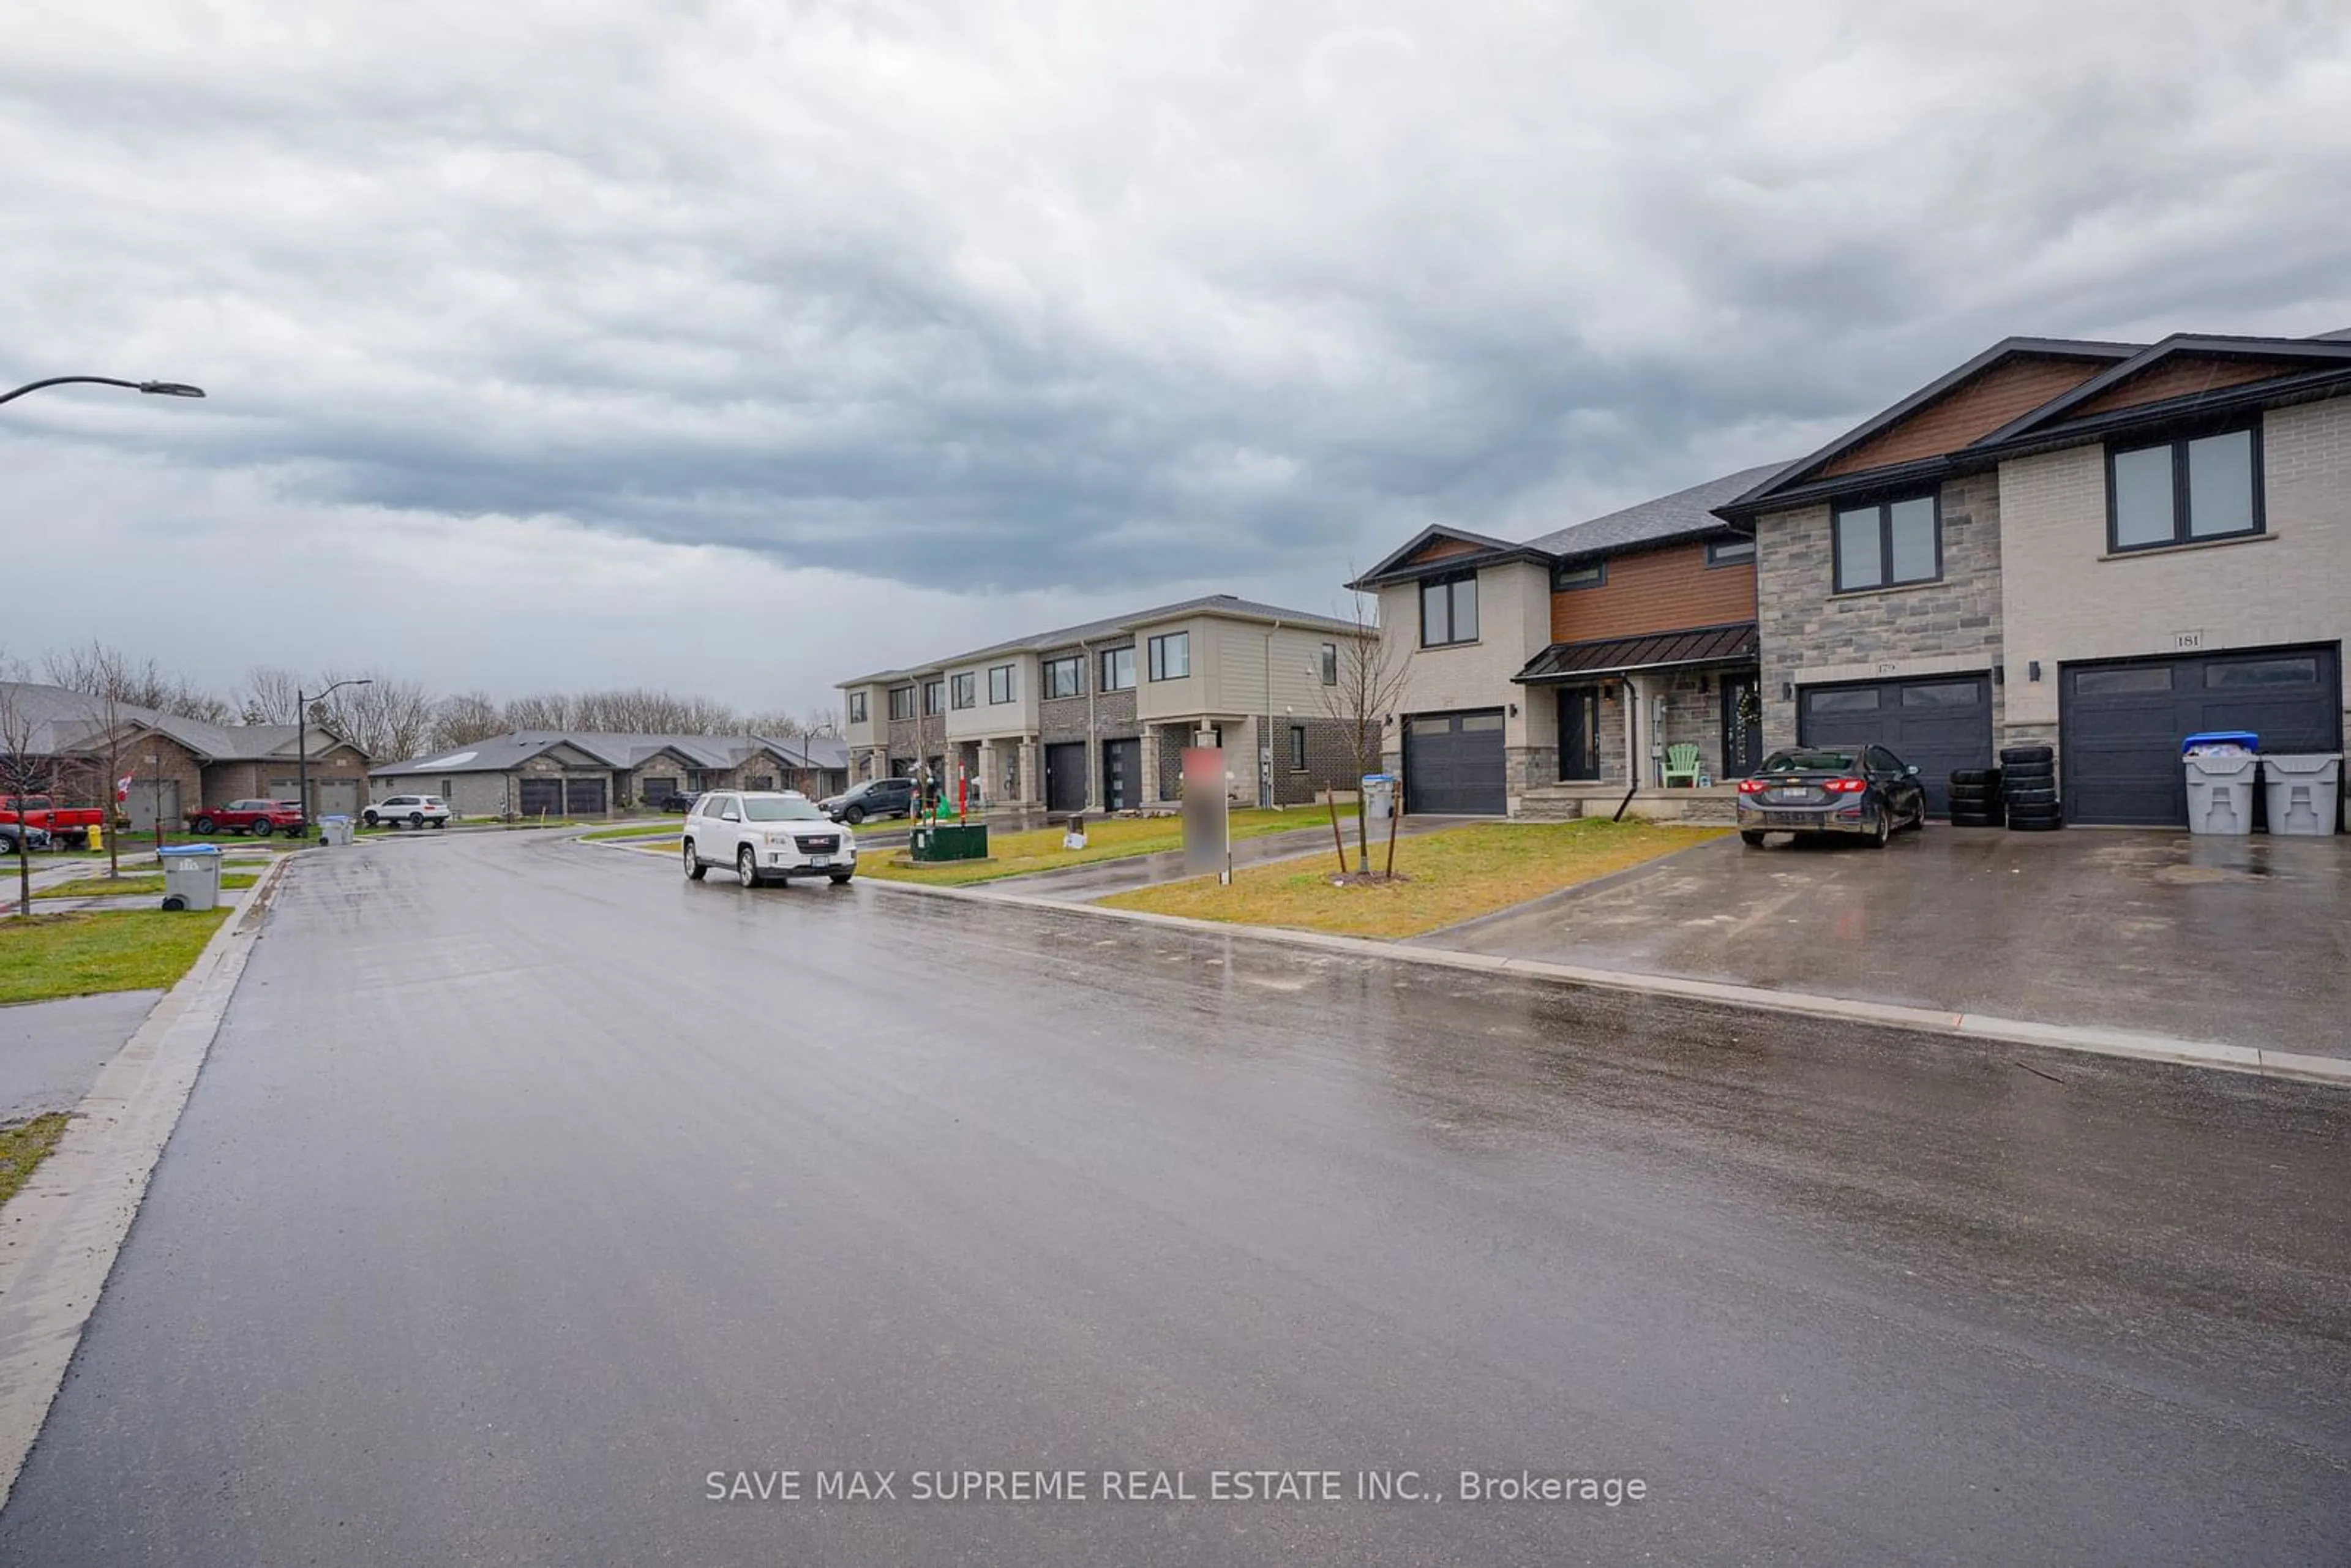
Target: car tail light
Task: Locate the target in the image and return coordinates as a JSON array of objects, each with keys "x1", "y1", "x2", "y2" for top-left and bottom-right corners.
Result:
[
  {"x1": 1824, "y1": 778, "x2": 1867, "y2": 793},
  {"x1": 1737, "y1": 778, "x2": 1766, "y2": 794}
]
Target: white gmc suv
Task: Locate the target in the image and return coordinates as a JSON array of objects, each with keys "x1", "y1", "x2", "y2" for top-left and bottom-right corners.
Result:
[{"x1": 682, "y1": 790, "x2": 857, "y2": 888}]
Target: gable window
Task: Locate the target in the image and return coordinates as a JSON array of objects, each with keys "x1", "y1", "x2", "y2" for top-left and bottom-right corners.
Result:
[
  {"x1": 923, "y1": 680, "x2": 945, "y2": 716},
  {"x1": 1289, "y1": 724, "x2": 1307, "y2": 771},
  {"x1": 1553, "y1": 561, "x2": 1606, "y2": 590},
  {"x1": 1100, "y1": 647, "x2": 1136, "y2": 692},
  {"x1": 1043, "y1": 655, "x2": 1082, "y2": 699},
  {"x1": 1705, "y1": 536, "x2": 1755, "y2": 567},
  {"x1": 2107, "y1": 425, "x2": 2261, "y2": 552},
  {"x1": 888, "y1": 687, "x2": 915, "y2": 721},
  {"x1": 1147, "y1": 631, "x2": 1190, "y2": 682},
  {"x1": 988, "y1": 664, "x2": 1016, "y2": 703},
  {"x1": 950, "y1": 672, "x2": 977, "y2": 710},
  {"x1": 1420, "y1": 571, "x2": 1479, "y2": 647},
  {"x1": 1319, "y1": 642, "x2": 1339, "y2": 685},
  {"x1": 1832, "y1": 494, "x2": 1940, "y2": 592},
  {"x1": 847, "y1": 692, "x2": 868, "y2": 725}
]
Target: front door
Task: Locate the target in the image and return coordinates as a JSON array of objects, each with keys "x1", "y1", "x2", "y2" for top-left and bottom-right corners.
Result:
[
  {"x1": 1557, "y1": 687, "x2": 1601, "y2": 781},
  {"x1": 1103, "y1": 738, "x2": 1141, "y2": 811},
  {"x1": 1720, "y1": 673, "x2": 1764, "y2": 779},
  {"x1": 1043, "y1": 744, "x2": 1087, "y2": 812}
]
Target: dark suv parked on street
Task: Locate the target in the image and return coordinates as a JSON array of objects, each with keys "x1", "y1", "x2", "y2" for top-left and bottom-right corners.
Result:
[{"x1": 820, "y1": 778, "x2": 915, "y2": 825}]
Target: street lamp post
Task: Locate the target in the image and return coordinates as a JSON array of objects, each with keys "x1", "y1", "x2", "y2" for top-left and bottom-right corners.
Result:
[
  {"x1": 0, "y1": 375, "x2": 204, "y2": 884},
  {"x1": 296, "y1": 680, "x2": 373, "y2": 833}
]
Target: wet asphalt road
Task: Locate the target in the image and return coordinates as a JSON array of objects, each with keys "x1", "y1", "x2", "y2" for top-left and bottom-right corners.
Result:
[{"x1": 2, "y1": 831, "x2": 2347, "y2": 1566}]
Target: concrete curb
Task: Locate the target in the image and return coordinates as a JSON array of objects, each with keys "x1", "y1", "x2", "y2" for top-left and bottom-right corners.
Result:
[
  {"x1": 859, "y1": 874, "x2": 2349, "y2": 1088},
  {"x1": 0, "y1": 852, "x2": 296, "y2": 1507}
]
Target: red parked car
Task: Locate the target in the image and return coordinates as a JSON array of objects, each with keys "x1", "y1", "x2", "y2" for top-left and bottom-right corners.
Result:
[
  {"x1": 187, "y1": 799, "x2": 309, "y2": 838},
  {"x1": 0, "y1": 795, "x2": 104, "y2": 847}
]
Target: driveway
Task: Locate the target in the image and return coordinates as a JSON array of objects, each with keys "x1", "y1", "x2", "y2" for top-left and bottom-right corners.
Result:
[{"x1": 1420, "y1": 826, "x2": 2351, "y2": 1056}]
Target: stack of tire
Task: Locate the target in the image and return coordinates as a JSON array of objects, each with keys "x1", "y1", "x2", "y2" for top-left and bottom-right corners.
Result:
[
  {"x1": 1948, "y1": 766, "x2": 2004, "y2": 828},
  {"x1": 1999, "y1": 743, "x2": 2062, "y2": 832}
]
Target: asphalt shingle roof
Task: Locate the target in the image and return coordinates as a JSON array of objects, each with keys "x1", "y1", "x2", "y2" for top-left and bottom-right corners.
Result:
[
  {"x1": 0, "y1": 681, "x2": 352, "y2": 762},
  {"x1": 842, "y1": 593, "x2": 1364, "y2": 685},
  {"x1": 1523, "y1": 463, "x2": 1792, "y2": 562},
  {"x1": 371, "y1": 730, "x2": 843, "y2": 778}
]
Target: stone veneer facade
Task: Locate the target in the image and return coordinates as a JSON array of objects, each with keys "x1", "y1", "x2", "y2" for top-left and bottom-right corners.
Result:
[{"x1": 1754, "y1": 470, "x2": 2006, "y2": 751}]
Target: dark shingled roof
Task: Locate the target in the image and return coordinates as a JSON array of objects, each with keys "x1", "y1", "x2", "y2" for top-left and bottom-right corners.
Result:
[{"x1": 1524, "y1": 463, "x2": 1791, "y2": 563}]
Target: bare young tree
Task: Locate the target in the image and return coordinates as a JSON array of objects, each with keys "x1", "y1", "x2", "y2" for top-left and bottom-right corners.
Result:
[
  {"x1": 1311, "y1": 590, "x2": 1411, "y2": 876},
  {"x1": 0, "y1": 655, "x2": 49, "y2": 912},
  {"x1": 310, "y1": 673, "x2": 439, "y2": 763},
  {"x1": 49, "y1": 641, "x2": 141, "y2": 879}
]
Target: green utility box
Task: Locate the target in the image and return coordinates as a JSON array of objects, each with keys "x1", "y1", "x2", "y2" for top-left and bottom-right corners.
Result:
[{"x1": 909, "y1": 823, "x2": 990, "y2": 862}]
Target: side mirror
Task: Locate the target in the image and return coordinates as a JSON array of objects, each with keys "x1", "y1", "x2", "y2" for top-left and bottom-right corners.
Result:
[{"x1": 1906, "y1": 763, "x2": 1920, "y2": 776}]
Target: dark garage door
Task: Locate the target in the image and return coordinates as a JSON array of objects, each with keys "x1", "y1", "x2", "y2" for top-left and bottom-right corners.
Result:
[
  {"x1": 2063, "y1": 644, "x2": 2342, "y2": 827},
  {"x1": 517, "y1": 778, "x2": 563, "y2": 817},
  {"x1": 1799, "y1": 675, "x2": 1992, "y2": 816},
  {"x1": 564, "y1": 777, "x2": 609, "y2": 816},
  {"x1": 1043, "y1": 743, "x2": 1087, "y2": 812},
  {"x1": 1403, "y1": 710, "x2": 1507, "y2": 815}
]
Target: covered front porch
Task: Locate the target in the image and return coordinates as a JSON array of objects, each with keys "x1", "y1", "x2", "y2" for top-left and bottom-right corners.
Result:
[{"x1": 1515, "y1": 623, "x2": 1766, "y2": 798}]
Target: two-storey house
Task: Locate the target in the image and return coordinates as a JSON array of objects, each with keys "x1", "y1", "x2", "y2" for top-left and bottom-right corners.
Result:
[
  {"x1": 1718, "y1": 330, "x2": 2350, "y2": 827},
  {"x1": 1350, "y1": 463, "x2": 1786, "y2": 817}
]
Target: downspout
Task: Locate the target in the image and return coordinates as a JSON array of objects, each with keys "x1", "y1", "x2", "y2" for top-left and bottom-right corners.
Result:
[
  {"x1": 1261, "y1": 617, "x2": 1282, "y2": 810},
  {"x1": 1079, "y1": 637, "x2": 1097, "y2": 815},
  {"x1": 1613, "y1": 672, "x2": 1640, "y2": 822}
]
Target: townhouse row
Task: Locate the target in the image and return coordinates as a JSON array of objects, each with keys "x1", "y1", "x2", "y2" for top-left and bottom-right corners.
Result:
[
  {"x1": 1361, "y1": 327, "x2": 2349, "y2": 829},
  {"x1": 835, "y1": 596, "x2": 1370, "y2": 813}
]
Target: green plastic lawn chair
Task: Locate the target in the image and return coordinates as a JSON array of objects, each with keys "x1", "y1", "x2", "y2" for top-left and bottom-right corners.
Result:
[{"x1": 1661, "y1": 743, "x2": 1702, "y2": 788}]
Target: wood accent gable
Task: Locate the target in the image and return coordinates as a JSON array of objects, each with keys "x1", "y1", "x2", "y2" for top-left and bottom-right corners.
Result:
[
  {"x1": 2071, "y1": 355, "x2": 2303, "y2": 418},
  {"x1": 1817, "y1": 356, "x2": 2113, "y2": 479},
  {"x1": 1551, "y1": 542, "x2": 1756, "y2": 644},
  {"x1": 1406, "y1": 536, "x2": 1487, "y2": 566}
]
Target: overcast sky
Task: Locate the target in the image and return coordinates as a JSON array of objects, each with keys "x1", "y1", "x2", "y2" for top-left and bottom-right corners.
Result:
[{"x1": 5, "y1": 1, "x2": 2348, "y2": 715}]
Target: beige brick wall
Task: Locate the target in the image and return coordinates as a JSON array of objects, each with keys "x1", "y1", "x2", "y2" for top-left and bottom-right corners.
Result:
[{"x1": 1998, "y1": 397, "x2": 2351, "y2": 736}]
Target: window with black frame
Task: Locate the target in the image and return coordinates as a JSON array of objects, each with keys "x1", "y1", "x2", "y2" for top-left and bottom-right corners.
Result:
[
  {"x1": 1833, "y1": 494, "x2": 1940, "y2": 591},
  {"x1": 1043, "y1": 655, "x2": 1082, "y2": 699},
  {"x1": 1420, "y1": 572, "x2": 1479, "y2": 646},
  {"x1": 2107, "y1": 424, "x2": 2261, "y2": 551}
]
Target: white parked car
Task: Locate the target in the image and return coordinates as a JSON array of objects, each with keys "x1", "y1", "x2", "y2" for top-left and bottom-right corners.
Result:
[
  {"x1": 362, "y1": 794, "x2": 452, "y2": 829},
  {"x1": 681, "y1": 790, "x2": 856, "y2": 888}
]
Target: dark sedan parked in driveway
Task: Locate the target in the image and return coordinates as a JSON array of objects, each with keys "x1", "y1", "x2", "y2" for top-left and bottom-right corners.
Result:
[{"x1": 1736, "y1": 745, "x2": 1927, "y2": 848}]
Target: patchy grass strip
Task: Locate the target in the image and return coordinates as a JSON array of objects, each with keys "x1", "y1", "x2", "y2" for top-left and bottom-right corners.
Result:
[
  {"x1": 0, "y1": 910, "x2": 231, "y2": 1005},
  {"x1": 0, "y1": 1114, "x2": 72, "y2": 1209},
  {"x1": 579, "y1": 823, "x2": 688, "y2": 841},
  {"x1": 34, "y1": 872, "x2": 260, "y2": 901},
  {"x1": 1099, "y1": 819, "x2": 1728, "y2": 939},
  {"x1": 857, "y1": 808, "x2": 1318, "y2": 887}
]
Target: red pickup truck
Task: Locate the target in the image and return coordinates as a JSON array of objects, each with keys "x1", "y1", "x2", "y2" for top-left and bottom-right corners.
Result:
[
  {"x1": 0, "y1": 795, "x2": 104, "y2": 847},
  {"x1": 187, "y1": 799, "x2": 309, "y2": 837}
]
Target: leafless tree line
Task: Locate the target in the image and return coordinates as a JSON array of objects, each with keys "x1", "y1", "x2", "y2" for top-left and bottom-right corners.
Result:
[{"x1": 15, "y1": 643, "x2": 839, "y2": 767}]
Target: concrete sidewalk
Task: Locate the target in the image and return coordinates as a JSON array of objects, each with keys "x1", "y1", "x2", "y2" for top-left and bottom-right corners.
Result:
[{"x1": 1413, "y1": 827, "x2": 2350, "y2": 1063}]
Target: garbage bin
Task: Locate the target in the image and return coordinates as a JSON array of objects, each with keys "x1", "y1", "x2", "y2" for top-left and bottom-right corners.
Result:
[
  {"x1": 318, "y1": 814, "x2": 354, "y2": 847},
  {"x1": 2181, "y1": 731, "x2": 2259, "y2": 835},
  {"x1": 1361, "y1": 774, "x2": 1396, "y2": 820},
  {"x1": 2260, "y1": 753, "x2": 2343, "y2": 836},
  {"x1": 157, "y1": 843, "x2": 225, "y2": 910}
]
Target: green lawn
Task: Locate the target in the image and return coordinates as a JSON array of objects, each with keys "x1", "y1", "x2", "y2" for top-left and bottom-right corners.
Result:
[
  {"x1": 857, "y1": 807, "x2": 1319, "y2": 887},
  {"x1": 579, "y1": 822, "x2": 689, "y2": 841},
  {"x1": 34, "y1": 871, "x2": 261, "y2": 901},
  {"x1": 0, "y1": 1114, "x2": 72, "y2": 1209},
  {"x1": 0, "y1": 909, "x2": 231, "y2": 1005},
  {"x1": 1100, "y1": 819, "x2": 1728, "y2": 938}
]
